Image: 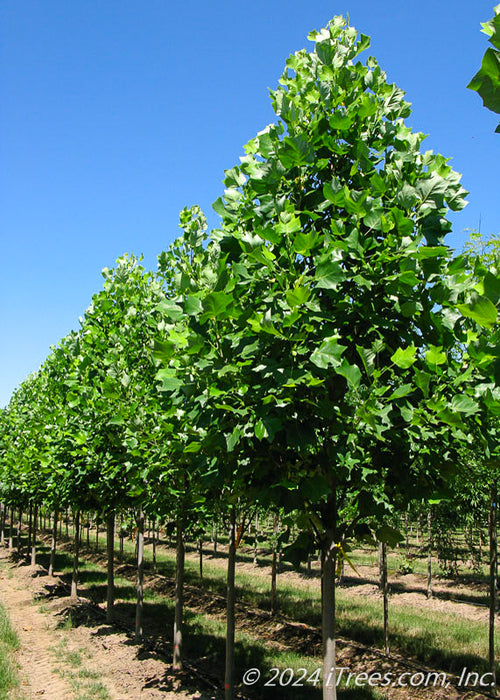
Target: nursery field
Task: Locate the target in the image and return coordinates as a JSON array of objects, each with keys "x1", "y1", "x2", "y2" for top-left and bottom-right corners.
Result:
[
  {"x1": 0, "y1": 516, "x2": 497, "y2": 699},
  {"x1": 2, "y1": 8, "x2": 500, "y2": 700}
]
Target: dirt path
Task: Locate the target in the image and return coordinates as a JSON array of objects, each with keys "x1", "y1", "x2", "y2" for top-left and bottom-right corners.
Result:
[
  {"x1": 0, "y1": 550, "x2": 74, "y2": 699},
  {"x1": 0, "y1": 532, "x2": 493, "y2": 700},
  {"x1": 0, "y1": 548, "x2": 217, "y2": 700}
]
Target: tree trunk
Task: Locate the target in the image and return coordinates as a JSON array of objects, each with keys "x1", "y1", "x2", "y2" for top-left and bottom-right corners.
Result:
[
  {"x1": 95, "y1": 519, "x2": 99, "y2": 552},
  {"x1": 0, "y1": 503, "x2": 5, "y2": 545},
  {"x1": 26, "y1": 504, "x2": 32, "y2": 552},
  {"x1": 270, "y1": 546, "x2": 278, "y2": 616},
  {"x1": 119, "y1": 520, "x2": 124, "y2": 562},
  {"x1": 338, "y1": 556, "x2": 345, "y2": 586},
  {"x1": 65, "y1": 508, "x2": 69, "y2": 538},
  {"x1": 106, "y1": 513, "x2": 115, "y2": 624},
  {"x1": 31, "y1": 504, "x2": 38, "y2": 566},
  {"x1": 173, "y1": 516, "x2": 185, "y2": 670},
  {"x1": 489, "y1": 480, "x2": 498, "y2": 697},
  {"x1": 86, "y1": 516, "x2": 90, "y2": 547},
  {"x1": 213, "y1": 523, "x2": 218, "y2": 555},
  {"x1": 225, "y1": 509, "x2": 237, "y2": 700},
  {"x1": 379, "y1": 541, "x2": 389, "y2": 655},
  {"x1": 8, "y1": 506, "x2": 14, "y2": 549},
  {"x1": 17, "y1": 509, "x2": 23, "y2": 554},
  {"x1": 253, "y1": 516, "x2": 258, "y2": 566},
  {"x1": 270, "y1": 513, "x2": 279, "y2": 615},
  {"x1": 322, "y1": 527, "x2": 337, "y2": 700},
  {"x1": 427, "y1": 507, "x2": 432, "y2": 599},
  {"x1": 49, "y1": 510, "x2": 58, "y2": 576},
  {"x1": 198, "y1": 539, "x2": 203, "y2": 583},
  {"x1": 135, "y1": 509, "x2": 144, "y2": 642},
  {"x1": 152, "y1": 519, "x2": 157, "y2": 572},
  {"x1": 71, "y1": 510, "x2": 80, "y2": 601},
  {"x1": 405, "y1": 512, "x2": 409, "y2": 557}
]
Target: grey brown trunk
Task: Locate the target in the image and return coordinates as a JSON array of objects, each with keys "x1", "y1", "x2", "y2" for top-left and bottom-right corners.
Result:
[
  {"x1": 489, "y1": 480, "x2": 498, "y2": 696},
  {"x1": 173, "y1": 516, "x2": 185, "y2": 670},
  {"x1": 379, "y1": 541, "x2": 389, "y2": 655},
  {"x1": 71, "y1": 510, "x2": 80, "y2": 601},
  {"x1": 322, "y1": 527, "x2": 337, "y2": 700},
  {"x1": 31, "y1": 504, "x2": 38, "y2": 566},
  {"x1": 427, "y1": 507, "x2": 432, "y2": 599},
  {"x1": 49, "y1": 510, "x2": 58, "y2": 576},
  {"x1": 224, "y1": 508, "x2": 236, "y2": 700},
  {"x1": 106, "y1": 512, "x2": 115, "y2": 624},
  {"x1": 135, "y1": 509, "x2": 144, "y2": 642}
]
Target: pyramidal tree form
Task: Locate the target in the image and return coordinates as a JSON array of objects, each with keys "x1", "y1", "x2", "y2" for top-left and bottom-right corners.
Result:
[{"x1": 202, "y1": 16, "x2": 470, "y2": 700}]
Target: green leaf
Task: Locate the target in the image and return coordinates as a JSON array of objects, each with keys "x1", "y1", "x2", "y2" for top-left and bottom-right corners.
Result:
[
  {"x1": 414, "y1": 369, "x2": 431, "y2": 398},
  {"x1": 458, "y1": 294, "x2": 498, "y2": 327},
  {"x1": 226, "y1": 427, "x2": 243, "y2": 452},
  {"x1": 108, "y1": 414, "x2": 125, "y2": 426},
  {"x1": 184, "y1": 442, "x2": 202, "y2": 453},
  {"x1": 310, "y1": 338, "x2": 346, "y2": 369},
  {"x1": 156, "y1": 369, "x2": 182, "y2": 391},
  {"x1": 401, "y1": 300, "x2": 419, "y2": 317},
  {"x1": 314, "y1": 260, "x2": 344, "y2": 289},
  {"x1": 156, "y1": 300, "x2": 184, "y2": 321},
  {"x1": 426, "y1": 345, "x2": 447, "y2": 366},
  {"x1": 387, "y1": 384, "x2": 413, "y2": 400},
  {"x1": 484, "y1": 271, "x2": 500, "y2": 305},
  {"x1": 468, "y1": 47, "x2": 500, "y2": 115},
  {"x1": 391, "y1": 346, "x2": 417, "y2": 369},
  {"x1": 293, "y1": 232, "x2": 317, "y2": 254},
  {"x1": 184, "y1": 295, "x2": 203, "y2": 315},
  {"x1": 329, "y1": 113, "x2": 353, "y2": 130},
  {"x1": 153, "y1": 339, "x2": 175, "y2": 362},
  {"x1": 275, "y1": 215, "x2": 302, "y2": 235},
  {"x1": 286, "y1": 285, "x2": 310, "y2": 308},
  {"x1": 254, "y1": 420, "x2": 267, "y2": 440},
  {"x1": 335, "y1": 358, "x2": 362, "y2": 388},
  {"x1": 356, "y1": 345, "x2": 376, "y2": 376},
  {"x1": 376, "y1": 525, "x2": 403, "y2": 548},
  {"x1": 201, "y1": 291, "x2": 232, "y2": 319},
  {"x1": 450, "y1": 395, "x2": 479, "y2": 415}
]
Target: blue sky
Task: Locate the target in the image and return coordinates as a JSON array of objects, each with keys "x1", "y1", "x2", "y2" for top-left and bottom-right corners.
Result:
[{"x1": 1, "y1": 0, "x2": 498, "y2": 407}]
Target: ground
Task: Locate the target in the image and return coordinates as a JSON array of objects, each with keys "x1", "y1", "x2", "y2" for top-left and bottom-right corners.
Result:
[
  {"x1": 0, "y1": 548, "x2": 216, "y2": 700},
  {"x1": 0, "y1": 536, "x2": 495, "y2": 700}
]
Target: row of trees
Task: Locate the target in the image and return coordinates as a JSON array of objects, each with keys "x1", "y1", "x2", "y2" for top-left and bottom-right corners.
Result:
[{"x1": 1, "y1": 11, "x2": 500, "y2": 699}]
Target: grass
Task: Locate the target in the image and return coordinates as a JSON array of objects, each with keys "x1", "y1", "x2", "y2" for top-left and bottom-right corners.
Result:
[
  {"x1": 29, "y1": 523, "x2": 499, "y2": 698},
  {"x1": 109, "y1": 537, "x2": 499, "y2": 677},
  {"x1": 51, "y1": 638, "x2": 110, "y2": 700},
  {"x1": 0, "y1": 601, "x2": 20, "y2": 699}
]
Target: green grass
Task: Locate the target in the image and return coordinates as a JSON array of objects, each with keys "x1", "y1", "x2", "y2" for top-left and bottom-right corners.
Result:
[
  {"x1": 51, "y1": 638, "x2": 110, "y2": 700},
  {"x1": 31, "y1": 522, "x2": 498, "y2": 697},
  {"x1": 0, "y1": 602, "x2": 20, "y2": 699}
]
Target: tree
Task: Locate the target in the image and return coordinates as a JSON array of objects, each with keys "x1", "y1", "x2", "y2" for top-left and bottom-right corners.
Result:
[
  {"x1": 157, "y1": 17, "x2": 470, "y2": 700},
  {"x1": 468, "y1": 4, "x2": 500, "y2": 133}
]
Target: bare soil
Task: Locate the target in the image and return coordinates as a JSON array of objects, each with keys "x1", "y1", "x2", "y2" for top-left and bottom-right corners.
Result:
[
  {"x1": 0, "y1": 547, "x2": 217, "y2": 700},
  {"x1": 0, "y1": 536, "x2": 495, "y2": 700}
]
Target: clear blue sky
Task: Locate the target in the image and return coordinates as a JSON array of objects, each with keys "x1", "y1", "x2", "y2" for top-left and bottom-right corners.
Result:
[{"x1": 1, "y1": 0, "x2": 498, "y2": 407}]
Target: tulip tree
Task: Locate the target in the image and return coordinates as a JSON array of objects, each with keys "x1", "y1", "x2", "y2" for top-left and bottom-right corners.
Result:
[
  {"x1": 468, "y1": 4, "x2": 500, "y2": 133},
  {"x1": 156, "y1": 207, "x2": 263, "y2": 681},
  {"x1": 72, "y1": 254, "x2": 167, "y2": 623},
  {"x1": 450, "y1": 235, "x2": 500, "y2": 691},
  {"x1": 162, "y1": 16, "x2": 471, "y2": 699}
]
